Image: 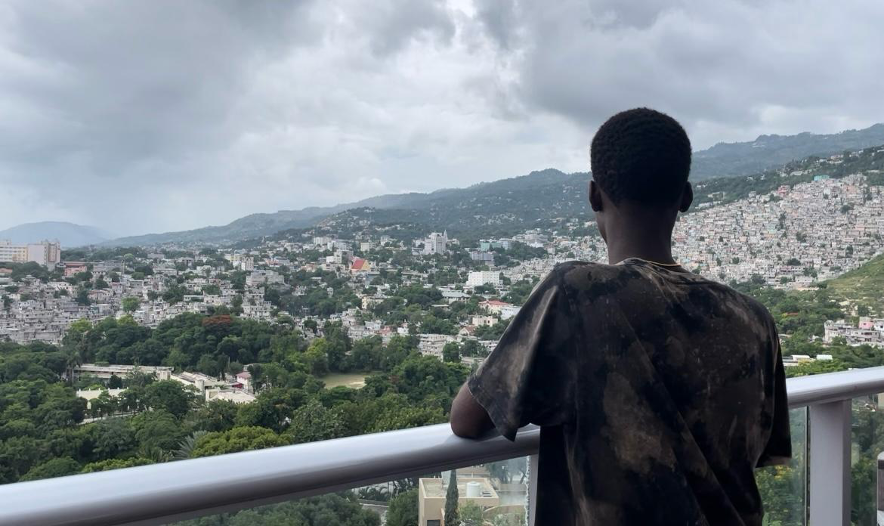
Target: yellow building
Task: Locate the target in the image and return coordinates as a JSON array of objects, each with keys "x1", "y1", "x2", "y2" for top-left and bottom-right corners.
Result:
[
  {"x1": 0, "y1": 240, "x2": 61, "y2": 267},
  {"x1": 418, "y1": 476, "x2": 499, "y2": 526}
]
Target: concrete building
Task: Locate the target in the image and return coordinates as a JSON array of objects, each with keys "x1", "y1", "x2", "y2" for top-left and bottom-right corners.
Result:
[
  {"x1": 205, "y1": 389, "x2": 256, "y2": 404},
  {"x1": 75, "y1": 364, "x2": 173, "y2": 381},
  {"x1": 76, "y1": 388, "x2": 127, "y2": 409},
  {"x1": 467, "y1": 271, "x2": 501, "y2": 289},
  {"x1": 418, "y1": 476, "x2": 499, "y2": 526},
  {"x1": 230, "y1": 254, "x2": 254, "y2": 271},
  {"x1": 0, "y1": 240, "x2": 61, "y2": 268},
  {"x1": 423, "y1": 231, "x2": 448, "y2": 255}
]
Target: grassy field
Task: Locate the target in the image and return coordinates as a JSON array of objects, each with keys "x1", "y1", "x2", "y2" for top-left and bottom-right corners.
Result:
[
  {"x1": 322, "y1": 372, "x2": 372, "y2": 389},
  {"x1": 827, "y1": 254, "x2": 884, "y2": 315}
]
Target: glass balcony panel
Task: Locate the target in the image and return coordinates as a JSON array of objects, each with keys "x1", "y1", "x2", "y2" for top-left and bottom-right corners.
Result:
[
  {"x1": 756, "y1": 407, "x2": 807, "y2": 526},
  {"x1": 852, "y1": 395, "x2": 884, "y2": 526},
  {"x1": 167, "y1": 458, "x2": 531, "y2": 526}
]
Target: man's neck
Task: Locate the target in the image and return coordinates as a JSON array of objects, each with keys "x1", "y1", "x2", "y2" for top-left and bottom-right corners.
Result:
[
  {"x1": 604, "y1": 223, "x2": 676, "y2": 265},
  {"x1": 606, "y1": 243, "x2": 676, "y2": 265}
]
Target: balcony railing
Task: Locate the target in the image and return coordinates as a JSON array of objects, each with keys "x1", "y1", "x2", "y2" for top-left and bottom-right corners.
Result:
[{"x1": 4, "y1": 367, "x2": 884, "y2": 526}]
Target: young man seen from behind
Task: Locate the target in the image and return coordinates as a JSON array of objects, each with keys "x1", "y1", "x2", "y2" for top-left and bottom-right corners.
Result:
[{"x1": 450, "y1": 108, "x2": 791, "y2": 526}]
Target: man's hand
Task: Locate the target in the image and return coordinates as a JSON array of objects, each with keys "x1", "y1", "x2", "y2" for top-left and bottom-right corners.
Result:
[{"x1": 449, "y1": 382, "x2": 494, "y2": 438}]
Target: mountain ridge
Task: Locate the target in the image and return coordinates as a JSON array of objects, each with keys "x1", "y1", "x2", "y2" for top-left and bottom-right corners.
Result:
[
  {"x1": 692, "y1": 123, "x2": 884, "y2": 179},
  {"x1": 103, "y1": 124, "x2": 884, "y2": 247},
  {"x1": 0, "y1": 221, "x2": 113, "y2": 248}
]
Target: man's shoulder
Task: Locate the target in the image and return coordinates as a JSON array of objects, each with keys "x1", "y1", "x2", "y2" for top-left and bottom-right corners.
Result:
[
  {"x1": 552, "y1": 260, "x2": 653, "y2": 296},
  {"x1": 714, "y1": 283, "x2": 778, "y2": 330}
]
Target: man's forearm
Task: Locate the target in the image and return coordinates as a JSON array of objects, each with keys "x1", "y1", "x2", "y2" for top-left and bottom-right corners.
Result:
[{"x1": 449, "y1": 382, "x2": 494, "y2": 438}]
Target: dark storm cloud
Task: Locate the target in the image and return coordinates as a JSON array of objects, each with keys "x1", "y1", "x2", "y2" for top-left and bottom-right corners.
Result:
[
  {"x1": 0, "y1": 0, "x2": 882, "y2": 235},
  {"x1": 0, "y1": 1, "x2": 315, "y2": 176},
  {"x1": 473, "y1": 0, "x2": 884, "y2": 139}
]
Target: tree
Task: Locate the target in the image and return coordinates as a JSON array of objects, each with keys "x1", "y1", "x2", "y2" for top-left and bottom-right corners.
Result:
[
  {"x1": 190, "y1": 426, "x2": 288, "y2": 458},
  {"x1": 286, "y1": 399, "x2": 346, "y2": 444},
  {"x1": 386, "y1": 488, "x2": 419, "y2": 526},
  {"x1": 20, "y1": 457, "x2": 80, "y2": 481},
  {"x1": 461, "y1": 339, "x2": 486, "y2": 358},
  {"x1": 174, "y1": 430, "x2": 209, "y2": 460},
  {"x1": 75, "y1": 287, "x2": 91, "y2": 306},
  {"x1": 92, "y1": 418, "x2": 137, "y2": 460},
  {"x1": 81, "y1": 457, "x2": 153, "y2": 473},
  {"x1": 444, "y1": 470, "x2": 459, "y2": 526},
  {"x1": 122, "y1": 297, "x2": 140, "y2": 314},
  {"x1": 143, "y1": 380, "x2": 195, "y2": 419},
  {"x1": 351, "y1": 336, "x2": 383, "y2": 371},
  {"x1": 220, "y1": 493, "x2": 380, "y2": 525},
  {"x1": 108, "y1": 374, "x2": 123, "y2": 389},
  {"x1": 460, "y1": 501, "x2": 484, "y2": 525},
  {"x1": 190, "y1": 400, "x2": 238, "y2": 433},
  {"x1": 302, "y1": 339, "x2": 330, "y2": 376},
  {"x1": 132, "y1": 410, "x2": 185, "y2": 452},
  {"x1": 442, "y1": 342, "x2": 461, "y2": 363}
]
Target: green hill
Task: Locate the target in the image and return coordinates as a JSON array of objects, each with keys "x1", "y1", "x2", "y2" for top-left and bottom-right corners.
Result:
[
  {"x1": 826, "y1": 254, "x2": 884, "y2": 316},
  {"x1": 692, "y1": 123, "x2": 884, "y2": 180},
  {"x1": 102, "y1": 125, "x2": 884, "y2": 247}
]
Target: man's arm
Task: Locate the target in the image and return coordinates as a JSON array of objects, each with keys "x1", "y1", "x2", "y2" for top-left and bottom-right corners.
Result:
[
  {"x1": 449, "y1": 265, "x2": 575, "y2": 441},
  {"x1": 450, "y1": 382, "x2": 494, "y2": 438}
]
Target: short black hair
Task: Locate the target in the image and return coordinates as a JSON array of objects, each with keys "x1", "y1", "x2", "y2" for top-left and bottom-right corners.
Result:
[{"x1": 590, "y1": 108, "x2": 691, "y2": 206}]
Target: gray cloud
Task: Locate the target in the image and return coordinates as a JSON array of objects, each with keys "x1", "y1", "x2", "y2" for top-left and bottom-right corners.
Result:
[
  {"x1": 478, "y1": 0, "x2": 884, "y2": 142},
  {"x1": 0, "y1": 0, "x2": 882, "y2": 236}
]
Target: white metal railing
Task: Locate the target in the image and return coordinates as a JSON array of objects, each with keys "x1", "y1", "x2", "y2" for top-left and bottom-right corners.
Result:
[{"x1": 3, "y1": 367, "x2": 884, "y2": 526}]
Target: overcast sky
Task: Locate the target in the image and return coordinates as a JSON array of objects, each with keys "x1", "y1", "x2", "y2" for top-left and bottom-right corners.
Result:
[{"x1": 1, "y1": 0, "x2": 883, "y2": 236}]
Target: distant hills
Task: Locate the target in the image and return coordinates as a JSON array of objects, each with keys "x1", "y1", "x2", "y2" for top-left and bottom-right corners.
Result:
[
  {"x1": 692, "y1": 123, "x2": 884, "y2": 179},
  {"x1": 103, "y1": 123, "x2": 884, "y2": 247},
  {"x1": 0, "y1": 222, "x2": 113, "y2": 248},
  {"x1": 106, "y1": 169, "x2": 591, "y2": 247}
]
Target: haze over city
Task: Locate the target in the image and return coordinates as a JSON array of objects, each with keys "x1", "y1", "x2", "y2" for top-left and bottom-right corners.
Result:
[{"x1": 1, "y1": 0, "x2": 884, "y2": 235}]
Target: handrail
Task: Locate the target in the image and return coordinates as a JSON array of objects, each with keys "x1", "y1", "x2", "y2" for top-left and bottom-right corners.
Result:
[
  {"x1": 787, "y1": 366, "x2": 884, "y2": 408},
  {"x1": 3, "y1": 366, "x2": 884, "y2": 526},
  {"x1": 0, "y1": 424, "x2": 540, "y2": 526}
]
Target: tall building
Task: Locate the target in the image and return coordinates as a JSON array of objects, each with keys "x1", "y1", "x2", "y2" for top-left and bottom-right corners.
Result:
[
  {"x1": 423, "y1": 231, "x2": 448, "y2": 255},
  {"x1": 0, "y1": 240, "x2": 61, "y2": 268},
  {"x1": 466, "y1": 271, "x2": 501, "y2": 288},
  {"x1": 230, "y1": 254, "x2": 254, "y2": 271}
]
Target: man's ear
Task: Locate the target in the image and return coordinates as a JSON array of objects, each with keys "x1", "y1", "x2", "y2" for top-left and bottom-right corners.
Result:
[
  {"x1": 678, "y1": 182, "x2": 693, "y2": 213},
  {"x1": 589, "y1": 180, "x2": 603, "y2": 212}
]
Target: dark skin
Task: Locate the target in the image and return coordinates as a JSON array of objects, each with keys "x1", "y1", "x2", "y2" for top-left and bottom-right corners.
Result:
[{"x1": 449, "y1": 179, "x2": 694, "y2": 439}]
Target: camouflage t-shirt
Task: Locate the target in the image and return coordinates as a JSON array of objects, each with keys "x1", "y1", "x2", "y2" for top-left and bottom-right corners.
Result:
[{"x1": 468, "y1": 259, "x2": 791, "y2": 526}]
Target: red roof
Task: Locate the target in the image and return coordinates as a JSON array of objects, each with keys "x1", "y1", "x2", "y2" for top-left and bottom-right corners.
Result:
[{"x1": 351, "y1": 258, "x2": 368, "y2": 270}]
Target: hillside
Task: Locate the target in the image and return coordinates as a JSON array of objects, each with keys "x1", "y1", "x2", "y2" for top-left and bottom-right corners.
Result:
[
  {"x1": 107, "y1": 168, "x2": 592, "y2": 247},
  {"x1": 0, "y1": 221, "x2": 112, "y2": 247},
  {"x1": 257, "y1": 169, "x2": 593, "y2": 246},
  {"x1": 692, "y1": 123, "x2": 884, "y2": 179},
  {"x1": 827, "y1": 254, "x2": 884, "y2": 316},
  {"x1": 103, "y1": 125, "x2": 884, "y2": 247},
  {"x1": 259, "y1": 144, "x2": 884, "y2": 246}
]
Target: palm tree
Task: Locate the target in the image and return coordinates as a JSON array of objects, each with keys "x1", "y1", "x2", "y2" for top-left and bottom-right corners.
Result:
[{"x1": 174, "y1": 430, "x2": 208, "y2": 460}]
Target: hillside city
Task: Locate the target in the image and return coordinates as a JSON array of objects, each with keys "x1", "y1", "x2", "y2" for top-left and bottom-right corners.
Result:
[
  {"x1": 2, "y1": 148, "x2": 884, "y2": 525},
  {"x1": 2, "y1": 157, "x2": 883, "y2": 353}
]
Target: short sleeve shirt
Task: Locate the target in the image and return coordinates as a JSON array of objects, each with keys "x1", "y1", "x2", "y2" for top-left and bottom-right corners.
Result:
[{"x1": 468, "y1": 259, "x2": 790, "y2": 526}]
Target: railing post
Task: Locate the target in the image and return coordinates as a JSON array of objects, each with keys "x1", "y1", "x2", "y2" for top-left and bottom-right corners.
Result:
[
  {"x1": 809, "y1": 400, "x2": 851, "y2": 526},
  {"x1": 877, "y1": 452, "x2": 884, "y2": 521},
  {"x1": 527, "y1": 454, "x2": 539, "y2": 526}
]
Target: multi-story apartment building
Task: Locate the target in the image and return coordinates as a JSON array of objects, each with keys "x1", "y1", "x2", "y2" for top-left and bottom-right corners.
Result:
[
  {"x1": 0, "y1": 240, "x2": 61, "y2": 268},
  {"x1": 466, "y1": 271, "x2": 501, "y2": 288}
]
